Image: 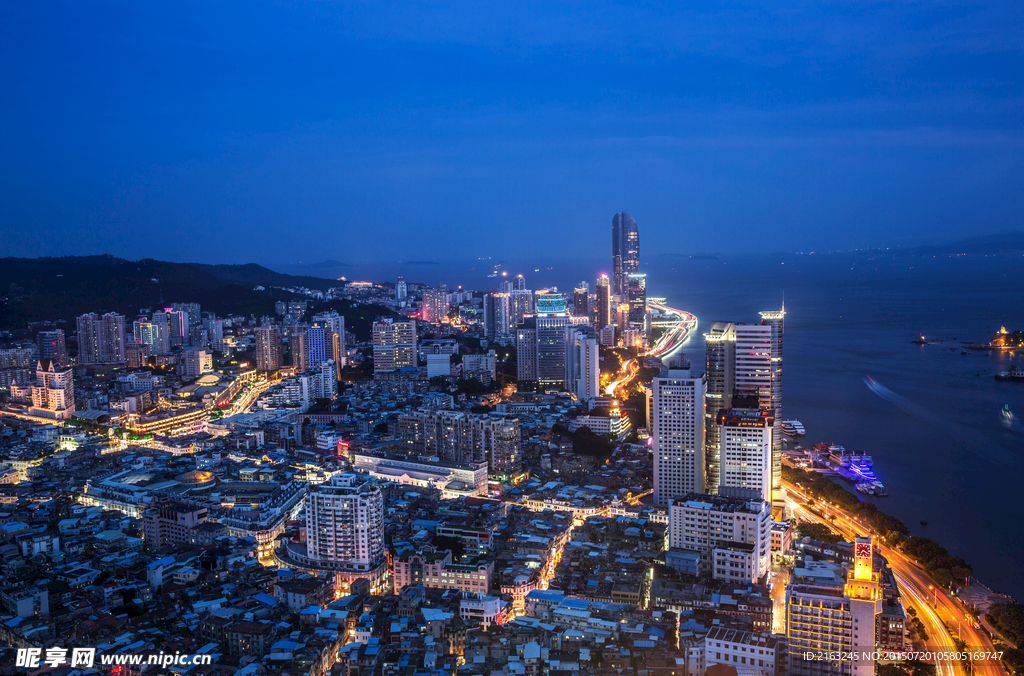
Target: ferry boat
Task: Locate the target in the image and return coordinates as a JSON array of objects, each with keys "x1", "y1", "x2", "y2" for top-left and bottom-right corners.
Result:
[
  {"x1": 995, "y1": 365, "x2": 1024, "y2": 381},
  {"x1": 781, "y1": 420, "x2": 805, "y2": 436}
]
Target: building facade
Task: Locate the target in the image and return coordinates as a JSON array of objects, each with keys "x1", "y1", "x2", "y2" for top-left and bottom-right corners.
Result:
[
  {"x1": 304, "y1": 473, "x2": 385, "y2": 572},
  {"x1": 650, "y1": 364, "x2": 706, "y2": 505},
  {"x1": 372, "y1": 319, "x2": 417, "y2": 374},
  {"x1": 611, "y1": 211, "x2": 640, "y2": 297},
  {"x1": 668, "y1": 493, "x2": 772, "y2": 583}
]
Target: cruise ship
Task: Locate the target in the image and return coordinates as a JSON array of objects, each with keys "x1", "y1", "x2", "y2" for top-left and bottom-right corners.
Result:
[{"x1": 781, "y1": 420, "x2": 805, "y2": 436}]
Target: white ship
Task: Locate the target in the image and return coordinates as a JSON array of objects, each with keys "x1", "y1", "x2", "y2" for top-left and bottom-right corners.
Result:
[{"x1": 781, "y1": 420, "x2": 805, "y2": 436}]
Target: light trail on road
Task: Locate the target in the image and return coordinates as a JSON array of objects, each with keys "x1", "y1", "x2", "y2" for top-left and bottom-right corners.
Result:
[{"x1": 605, "y1": 301, "x2": 697, "y2": 396}]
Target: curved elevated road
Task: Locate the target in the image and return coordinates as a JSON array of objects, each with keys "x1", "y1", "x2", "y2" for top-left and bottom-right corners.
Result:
[{"x1": 605, "y1": 300, "x2": 697, "y2": 396}]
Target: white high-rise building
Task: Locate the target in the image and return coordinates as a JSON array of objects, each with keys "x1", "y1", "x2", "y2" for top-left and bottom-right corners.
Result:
[
  {"x1": 651, "y1": 363, "x2": 706, "y2": 505},
  {"x1": 29, "y1": 359, "x2": 75, "y2": 421},
  {"x1": 183, "y1": 349, "x2": 213, "y2": 377},
  {"x1": 564, "y1": 326, "x2": 599, "y2": 401},
  {"x1": 396, "y1": 276, "x2": 407, "y2": 300},
  {"x1": 668, "y1": 493, "x2": 771, "y2": 583},
  {"x1": 717, "y1": 409, "x2": 773, "y2": 502},
  {"x1": 304, "y1": 473, "x2": 384, "y2": 571}
]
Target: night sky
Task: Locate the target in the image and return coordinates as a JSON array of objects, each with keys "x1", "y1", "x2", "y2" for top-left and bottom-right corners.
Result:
[{"x1": 1, "y1": 1, "x2": 1022, "y2": 265}]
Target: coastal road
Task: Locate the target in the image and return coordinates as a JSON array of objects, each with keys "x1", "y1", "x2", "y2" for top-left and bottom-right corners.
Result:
[
  {"x1": 604, "y1": 301, "x2": 696, "y2": 397},
  {"x1": 786, "y1": 484, "x2": 1006, "y2": 676}
]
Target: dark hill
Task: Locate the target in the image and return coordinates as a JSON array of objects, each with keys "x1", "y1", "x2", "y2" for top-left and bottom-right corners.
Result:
[{"x1": 0, "y1": 256, "x2": 340, "y2": 331}]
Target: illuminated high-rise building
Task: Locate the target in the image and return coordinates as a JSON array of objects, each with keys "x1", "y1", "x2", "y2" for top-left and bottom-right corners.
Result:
[
  {"x1": 565, "y1": 326, "x2": 600, "y2": 401},
  {"x1": 717, "y1": 408, "x2": 773, "y2": 502},
  {"x1": 759, "y1": 308, "x2": 785, "y2": 499},
  {"x1": 704, "y1": 322, "x2": 736, "y2": 493},
  {"x1": 650, "y1": 360, "x2": 706, "y2": 505},
  {"x1": 612, "y1": 211, "x2": 640, "y2": 296},
  {"x1": 76, "y1": 313, "x2": 127, "y2": 365},
  {"x1": 396, "y1": 276, "x2": 407, "y2": 300},
  {"x1": 255, "y1": 325, "x2": 283, "y2": 372},
  {"x1": 595, "y1": 274, "x2": 611, "y2": 330},
  {"x1": 422, "y1": 285, "x2": 449, "y2": 324},
  {"x1": 372, "y1": 318, "x2": 417, "y2": 374},
  {"x1": 288, "y1": 326, "x2": 308, "y2": 370},
  {"x1": 510, "y1": 289, "x2": 534, "y2": 327},
  {"x1": 483, "y1": 292, "x2": 512, "y2": 339},
  {"x1": 626, "y1": 273, "x2": 647, "y2": 325},
  {"x1": 573, "y1": 282, "x2": 589, "y2": 318},
  {"x1": 37, "y1": 330, "x2": 67, "y2": 367}
]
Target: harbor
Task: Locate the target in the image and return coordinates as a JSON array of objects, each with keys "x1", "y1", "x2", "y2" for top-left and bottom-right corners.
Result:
[{"x1": 781, "y1": 420, "x2": 888, "y2": 497}]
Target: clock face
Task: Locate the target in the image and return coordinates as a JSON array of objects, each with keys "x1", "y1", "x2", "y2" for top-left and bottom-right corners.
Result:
[{"x1": 856, "y1": 543, "x2": 872, "y2": 558}]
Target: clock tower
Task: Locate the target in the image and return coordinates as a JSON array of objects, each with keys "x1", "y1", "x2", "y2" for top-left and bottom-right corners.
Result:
[{"x1": 847, "y1": 535, "x2": 882, "y2": 675}]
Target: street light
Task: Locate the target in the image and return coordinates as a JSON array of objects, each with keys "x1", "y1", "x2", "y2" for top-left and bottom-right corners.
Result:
[{"x1": 929, "y1": 585, "x2": 937, "y2": 608}]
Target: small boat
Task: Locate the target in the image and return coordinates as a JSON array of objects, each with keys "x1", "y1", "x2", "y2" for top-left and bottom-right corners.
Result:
[
  {"x1": 912, "y1": 335, "x2": 927, "y2": 345},
  {"x1": 995, "y1": 366, "x2": 1024, "y2": 381},
  {"x1": 920, "y1": 521, "x2": 928, "y2": 526},
  {"x1": 1003, "y1": 405, "x2": 1015, "y2": 421},
  {"x1": 781, "y1": 420, "x2": 805, "y2": 436}
]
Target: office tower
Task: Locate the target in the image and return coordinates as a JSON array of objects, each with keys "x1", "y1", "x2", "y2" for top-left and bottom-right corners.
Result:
[
  {"x1": 564, "y1": 326, "x2": 600, "y2": 401},
  {"x1": 704, "y1": 322, "x2": 736, "y2": 493},
  {"x1": 305, "y1": 473, "x2": 385, "y2": 572},
  {"x1": 515, "y1": 320, "x2": 537, "y2": 383},
  {"x1": 76, "y1": 313, "x2": 127, "y2": 365},
  {"x1": 183, "y1": 349, "x2": 213, "y2": 377},
  {"x1": 372, "y1": 318, "x2": 417, "y2": 374},
  {"x1": 787, "y1": 535, "x2": 881, "y2": 676},
  {"x1": 612, "y1": 211, "x2": 640, "y2": 296},
  {"x1": 483, "y1": 292, "x2": 512, "y2": 339},
  {"x1": 254, "y1": 326, "x2": 283, "y2": 372},
  {"x1": 288, "y1": 326, "x2": 308, "y2": 370},
  {"x1": 533, "y1": 294, "x2": 588, "y2": 389},
  {"x1": 573, "y1": 282, "x2": 589, "y2": 318},
  {"x1": 396, "y1": 276, "x2": 407, "y2": 300},
  {"x1": 760, "y1": 308, "x2": 785, "y2": 498},
  {"x1": 158, "y1": 309, "x2": 187, "y2": 347},
  {"x1": 312, "y1": 311, "x2": 346, "y2": 368},
  {"x1": 422, "y1": 285, "x2": 449, "y2": 324},
  {"x1": 626, "y1": 273, "x2": 647, "y2": 326},
  {"x1": 307, "y1": 323, "x2": 328, "y2": 367},
  {"x1": 616, "y1": 303, "x2": 630, "y2": 333},
  {"x1": 595, "y1": 274, "x2": 612, "y2": 330},
  {"x1": 29, "y1": 359, "x2": 75, "y2": 421},
  {"x1": 397, "y1": 409, "x2": 521, "y2": 474},
  {"x1": 651, "y1": 361, "x2": 706, "y2": 505},
  {"x1": 37, "y1": 330, "x2": 67, "y2": 367},
  {"x1": 668, "y1": 493, "x2": 772, "y2": 583},
  {"x1": 717, "y1": 409, "x2": 773, "y2": 502},
  {"x1": 510, "y1": 289, "x2": 534, "y2": 327},
  {"x1": 171, "y1": 303, "x2": 201, "y2": 333}
]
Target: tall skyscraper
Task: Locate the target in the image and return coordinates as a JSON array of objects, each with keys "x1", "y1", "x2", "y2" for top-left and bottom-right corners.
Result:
[
  {"x1": 307, "y1": 323, "x2": 328, "y2": 367},
  {"x1": 288, "y1": 326, "x2": 308, "y2": 370},
  {"x1": 76, "y1": 313, "x2": 127, "y2": 365},
  {"x1": 510, "y1": 288, "x2": 534, "y2": 327},
  {"x1": 305, "y1": 473, "x2": 385, "y2": 572},
  {"x1": 483, "y1": 292, "x2": 512, "y2": 339},
  {"x1": 626, "y1": 273, "x2": 647, "y2": 325},
  {"x1": 372, "y1": 318, "x2": 417, "y2": 374},
  {"x1": 717, "y1": 408, "x2": 773, "y2": 502},
  {"x1": 564, "y1": 326, "x2": 600, "y2": 401},
  {"x1": 650, "y1": 361, "x2": 707, "y2": 505},
  {"x1": 395, "y1": 276, "x2": 407, "y2": 300},
  {"x1": 612, "y1": 211, "x2": 640, "y2": 296},
  {"x1": 37, "y1": 330, "x2": 67, "y2": 367},
  {"x1": 533, "y1": 294, "x2": 588, "y2": 388},
  {"x1": 422, "y1": 285, "x2": 449, "y2": 324},
  {"x1": 572, "y1": 282, "x2": 589, "y2": 318},
  {"x1": 760, "y1": 308, "x2": 785, "y2": 498},
  {"x1": 595, "y1": 274, "x2": 612, "y2": 330},
  {"x1": 515, "y1": 320, "x2": 537, "y2": 384},
  {"x1": 312, "y1": 311, "x2": 346, "y2": 368},
  {"x1": 254, "y1": 325, "x2": 283, "y2": 372},
  {"x1": 704, "y1": 322, "x2": 736, "y2": 493}
]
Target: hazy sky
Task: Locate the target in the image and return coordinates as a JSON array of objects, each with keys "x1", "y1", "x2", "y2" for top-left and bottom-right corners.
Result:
[{"x1": 1, "y1": 1, "x2": 1022, "y2": 265}]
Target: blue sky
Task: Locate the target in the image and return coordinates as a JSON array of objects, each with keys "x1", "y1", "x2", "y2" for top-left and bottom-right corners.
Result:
[{"x1": 1, "y1": 1, "x2": 1021, "y2": 264}]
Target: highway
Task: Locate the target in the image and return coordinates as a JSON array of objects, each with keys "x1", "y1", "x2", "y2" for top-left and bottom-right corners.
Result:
[
  {"x1": 786, "y1": 483, "x2": 1006, "y2": 676},
  {"x1": 604, "y1": 300, "x2": 697, "y2": 396}
]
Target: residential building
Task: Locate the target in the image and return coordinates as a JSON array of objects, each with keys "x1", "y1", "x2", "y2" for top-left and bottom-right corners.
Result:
[
  {"x1": 718, "y1": 409, "x2": 773, "y2": 502},
  {"x1": 183, "y1": 348, "x2": 213, "y2": 377},
  {"x1": 463, "y1": 351, "x2": 498, "y2": 384},
  {"x1": 255, "y1": 325, "x2": 283, "y2": 372},
  {"x1": 397, "y1": 409, "x2": 521, "y2": 474},
  {"x1": 595, "y1": 274, "x2": 612, "y2": 330},
  {"x1": 703, "y1": 627, "x2": 782, "y2": 676},
  {"x1": 372, "y1": 318, "x2": 417, "y2": 374},
  {"x1": 29, "y1": 359, "x2": 75, "y2": 421},
  {"x1": 422, "y1": 285, "x2": 449, "y2": 324},
  {"x1": 392, "y1": 550, "x2": 493, "y2": 594},
  {"x1": 304, "y1": 473, "x2": 385, "y2": 572},
  {"x1": 564, "y1": 326, "x2": 599, "y2": 401},
  {"x1": 142, "y1": 502, "x2": 208, "y2": 552},
  {"x1": 37, "y1": 330, "x2": 67, "y2": 367},
  {"x1": 668, "y1": 493, "x2": 772, "y2": 583},
  {"x1": 76, "y1": 312, "x2": 127, "y2": 364}
]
